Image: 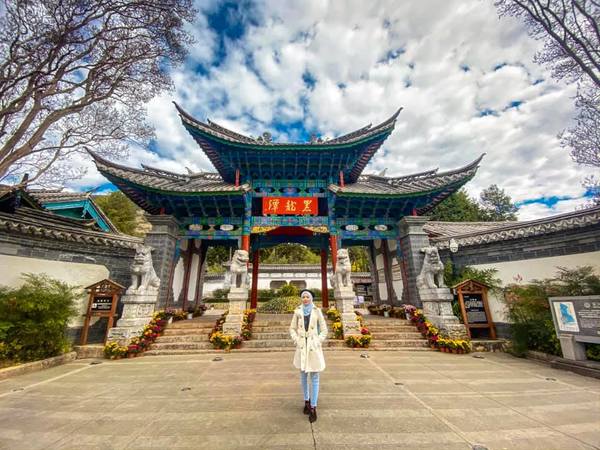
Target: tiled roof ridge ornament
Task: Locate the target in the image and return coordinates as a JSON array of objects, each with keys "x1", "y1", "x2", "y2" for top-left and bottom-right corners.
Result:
[
  {"x1": 173, "y1": 101, "x2": 402, "y2": 146},
  {"x1": 432, "y1": 205, "x2": 600, "y2": 249},
  {"x1": 256, "y1": 132, "x2": 272, "y2": 143}
]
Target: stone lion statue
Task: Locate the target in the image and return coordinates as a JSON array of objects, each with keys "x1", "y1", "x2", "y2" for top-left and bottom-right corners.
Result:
[
  {"x1": 332, "y1": 248, "x2": 352, "y2": 290},
  {"x1": 229, "y1": 249, "x2": 249, "y2": 289},
  {"x1": 128, "y1": 245, "x2": 160, "y2": 294},
  {"x1": 416, "y1": 246, "x2": 446, "y2": 290}
]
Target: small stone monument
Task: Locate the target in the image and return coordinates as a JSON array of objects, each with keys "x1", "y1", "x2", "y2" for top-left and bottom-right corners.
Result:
[
  {"x1": 332, "y1": 248, "x2": 361, "y2": 335},
  {"x1": 223, "y1": 249, "x2": 249, "y2": 336},
  {"x1": 416, "y1": 246, "x2": 467, "y2": 339},
  {"x1": 107, "y1": 245, "x2": 160, "y2": 344}
]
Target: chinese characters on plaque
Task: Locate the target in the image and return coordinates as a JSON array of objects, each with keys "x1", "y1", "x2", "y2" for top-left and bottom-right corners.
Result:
[{"x1": 262, "y1": 197, "x2": 318, "y2": 215}]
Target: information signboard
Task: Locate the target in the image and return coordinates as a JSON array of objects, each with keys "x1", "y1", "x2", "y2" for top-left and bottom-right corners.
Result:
[
  {"x1": 463, "y1": 294, "x2": 488, "y2": 324},
  {"x1": 91, "y1": 296, "x2": 113, "y2": 312},
  {"x1": 549, "y1": 296, "x2": 600, "y2": 343},
  {"x1": 453, "y1": 279, "x2": 496, "y2": 339},
  {"x1": 80, "y1": 279, "x2": 124, "y2": 345}
]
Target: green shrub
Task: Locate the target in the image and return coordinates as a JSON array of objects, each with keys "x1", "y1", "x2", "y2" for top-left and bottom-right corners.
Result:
[
  {"x1": 211, "y1": 288, "x2": 230, "y2": 300},
  {"x1": 505, "y1": 266, "x2": 600, "y2": 357},
  {"x1": 0, "y1": 274, "x2": 79, "y2": 362},
  {"x1": 278, "y1": 284, "x2": 299, "y2": 297},
  {"x1": 256, "y1": 289, "x2": 276, "y2": 302},
  {"x1": 586, "y1": 344, "x2": 600, "y2": 361},
  {"x1": 257, "y1": 296, "x2": 299, "y2": 313}
]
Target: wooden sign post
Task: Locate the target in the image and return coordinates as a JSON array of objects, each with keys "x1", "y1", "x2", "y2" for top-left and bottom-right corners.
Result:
[
  {"x1": 453, "y1": 279, "x2": 496, "y2": 339},
  {"x1": 80, "y1": 279, "x2": 125, "y2": 345}
]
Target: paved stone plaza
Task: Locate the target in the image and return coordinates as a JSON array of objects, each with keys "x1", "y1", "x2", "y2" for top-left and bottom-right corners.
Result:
[{"x1": 0, "y1": 351, "x2": 599, "y2": 450}]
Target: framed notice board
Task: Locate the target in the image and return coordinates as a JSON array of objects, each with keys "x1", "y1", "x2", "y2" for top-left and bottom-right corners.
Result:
[
  {"x1": 453, "y1": 279, "x2": 496, "y2": 339},
  {"x1": 80, "y1": 279, "x2": 125, "y2": 345}
]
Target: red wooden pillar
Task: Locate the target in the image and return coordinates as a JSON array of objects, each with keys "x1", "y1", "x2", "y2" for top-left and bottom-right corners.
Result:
[
  {"x1": 250, "y1": 250, "x2": 259, "y2": 309},
  {"x1": 329, "y1": 235, "x2": 338, "y2": 271},
  {"x1": 320, "y1": 249, "x2": 329, "y2": 308},
  {"x1": 241, "y1": 234, "x2": 250, "y2": 252}
]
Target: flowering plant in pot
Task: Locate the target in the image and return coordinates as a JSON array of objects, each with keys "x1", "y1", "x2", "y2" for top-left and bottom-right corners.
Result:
[
  {"x1": 103, "y1": 342, "x2": 128, "y2": 359},
  {"x1": 428, "y1": 334, "x2": 439, "y2": 350},
  {"x1": 331, "y1": 321, "x2": 343, "y2": 339},
  {"x1": 345, "y1": 333, "x2": 371, "y2": 348},
  {"x1": 241, "y1": 309, "x2": 256, "y2": 341},
  {"x1": 209, "y1": 331, "x2": 242, "y2": 351},
  {"x1": 193, "y1": 304, "x2": 208, "y2": 318},
  {"x1": 127, "y1": 343, "x2": 140, "y2": 357},
  {"x1": 326, "y1": 307, "x2": 341, "y2": 321}
]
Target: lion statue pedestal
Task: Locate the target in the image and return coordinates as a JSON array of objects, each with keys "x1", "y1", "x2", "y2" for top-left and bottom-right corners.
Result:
[
  {"x1": 416, "y1": 246, "x2": 467, "y2": 340},
  {"x1": 107, "y1": 245, "x2": 160, "y2": 345},
  {"x1": 332, "y1": 249, "x2": 362, "y2": 336},
  {"x1": 223, "y1": 250, "x2": 250, "y2": 336}
]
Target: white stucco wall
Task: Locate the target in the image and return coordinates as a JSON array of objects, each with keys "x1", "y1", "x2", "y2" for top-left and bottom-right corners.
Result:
[
  {"x1": 471, "y1": 251, "x2": 600, "y2": 323},
  {"x1": 0, "y1": 254, "x2": 110, "y2": 326},
  {"x1": 171, "y1": 256, "x2": 184, "y2": 305},
  {"x1": 188, "y1": 253, "x2": 200, "y2": 302}
]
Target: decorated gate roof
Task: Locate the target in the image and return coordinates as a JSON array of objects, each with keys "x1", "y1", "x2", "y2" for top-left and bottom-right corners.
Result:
[
  {"x1": 90, "y1": 104, "x2": 484, "y2": 226},
  {"x1": 90, "y1": 152, "x2": 248, "y2": 217},
  {"x1": 174, "y1": 102, "x2": 401, "y2": 184},
  {"x1": 330, "y1": 155, "x2": 483, "y2": 219}
]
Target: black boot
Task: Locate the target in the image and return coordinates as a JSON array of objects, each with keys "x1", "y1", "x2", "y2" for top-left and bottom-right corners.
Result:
[
  {"x1": 309, "y1": 406, "x2": 317, "y2": 423},
  {"x1": 303, "y1": 400, "x2": 310, "y2": 414}
]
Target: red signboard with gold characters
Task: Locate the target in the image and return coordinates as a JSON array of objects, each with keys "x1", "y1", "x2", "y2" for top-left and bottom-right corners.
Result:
[{"x1": 262, "y1": 197, "x2": 318, "y2": 215}]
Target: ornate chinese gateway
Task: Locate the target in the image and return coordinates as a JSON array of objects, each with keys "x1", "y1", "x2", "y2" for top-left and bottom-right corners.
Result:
[{"x1": 91, "y1": 103, "x2": 483, "y2": 336}]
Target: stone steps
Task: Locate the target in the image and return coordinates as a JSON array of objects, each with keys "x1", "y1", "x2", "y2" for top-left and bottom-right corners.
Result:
[
  {"x1": 369, "y1": 339, "x2": 429, "y2": 348},
  {"x1": 252, "y1": 332, "x2": 292, "y2": 340},
  {"x1": 370, "y1": 332, "x2": 423, "y2": 340},
  {"x1": 141, "y1": 313, "x2": 431, "y2": 356},
  {"x1": 361, "y1": 325, "x2": 417, "y2": 332},
  {"x1": 167, "y1": 318, "x2": 217, "y2": 329},
  {"x1": 143, "y1": 346, "x2": 432, "y2": 356},
  {"x1": 363, "y1": 319, "x2": 412, "y2": 325},
  {"x1": 163, "y1": 328, "x2": 214, "y2": 336},
  {"x1": 149, "y1": 342, "x2": 214, "y2": 351},
  {"x1": 156, "y1": 335, "x2": 210, "y2": 343}
]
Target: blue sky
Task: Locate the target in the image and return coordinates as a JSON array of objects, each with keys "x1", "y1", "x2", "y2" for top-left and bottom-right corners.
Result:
[{"x1": 72, "y1": 0, "x2": 597, "y2": 219}]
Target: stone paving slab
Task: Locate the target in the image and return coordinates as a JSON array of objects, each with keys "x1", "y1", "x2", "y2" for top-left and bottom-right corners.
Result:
[{"x1": 0, "y1": 352, "x2": 599, "y2": 450}]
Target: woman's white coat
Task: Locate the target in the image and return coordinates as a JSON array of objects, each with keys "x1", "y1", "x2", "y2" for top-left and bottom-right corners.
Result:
[{"x1": 289, "y1": 305, "x2": 328, "y2": 372}]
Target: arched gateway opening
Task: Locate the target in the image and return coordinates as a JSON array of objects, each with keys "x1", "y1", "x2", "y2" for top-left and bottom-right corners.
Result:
[
  {"x1": 91, "y1": 103, "x2": 483, "y2": 323},
  {"x1": 249, "y1": 226, "x2": 332, "y2": 309}
]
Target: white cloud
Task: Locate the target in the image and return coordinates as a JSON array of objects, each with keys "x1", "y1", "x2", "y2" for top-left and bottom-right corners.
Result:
[
  {"x1": 517, "y1": 197, "x2": 589, "y2": 221},
  {"x1": 62, "y1": 0, "x2": 596, "y2": 220}
]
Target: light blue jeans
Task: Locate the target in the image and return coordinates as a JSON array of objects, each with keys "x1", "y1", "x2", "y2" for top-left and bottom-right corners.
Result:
[{"x1": 300, "y1": 371, "x2": 320, "y2": 407}]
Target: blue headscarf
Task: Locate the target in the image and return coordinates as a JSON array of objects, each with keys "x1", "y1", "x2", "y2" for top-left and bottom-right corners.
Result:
[{"x1": 300, "y1": 290, "x2": 314, "y2": 316}]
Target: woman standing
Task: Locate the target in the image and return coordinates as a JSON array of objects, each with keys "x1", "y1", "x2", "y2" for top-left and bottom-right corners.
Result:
[{"x1": 289, "y1": 289, "x2": 328, "y2": 423}]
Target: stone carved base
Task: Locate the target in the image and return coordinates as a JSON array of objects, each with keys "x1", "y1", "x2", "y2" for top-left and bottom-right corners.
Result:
[
  {"x1": 419, "y1": 287, "x2": 468, "y2": 340},
  {"x1": 335, "y1": 287, "x2": 361, "y2": 336},
  {"x1": 107, "y1": 326, "x2": 144, "y2": 346},
  {"x1": 223, "y1": 287, "x2": 248, "y2": 336},
  {"x1": 107, "y1": 292, "x2": 158, "y2": 345}
]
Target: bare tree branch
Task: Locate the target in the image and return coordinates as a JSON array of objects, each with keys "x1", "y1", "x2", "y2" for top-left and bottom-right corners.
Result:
[
  {"x1": 495, "y1": 0, "x2": 600, "y2": 196},
  {"x1": 0, "y1": 0, "x2": 195, "y2": 186}
]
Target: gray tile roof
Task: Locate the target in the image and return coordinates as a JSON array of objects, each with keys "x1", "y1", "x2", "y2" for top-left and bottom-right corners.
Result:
[
  {"x1": 431, "y1": 206, "x2": 600, "y2": 249},
  {"x1": 90, "y1": 152, "x2": 248, "y2": 194},
  {"x1": 29, "y1": 190, "x2": 91, "y2": 203},
  {"x1": 174, "y1": 102, "x2": 402, "y2": 147},
  {"x1": 425, "y1": 221, "x2": 508, "y2": 238},
  {"x1": 330, "y1": 155, "x2": 483, "y2": 196},
  {"x1": 0, "y1": 207, "x2": 141, "y2": 248}
]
